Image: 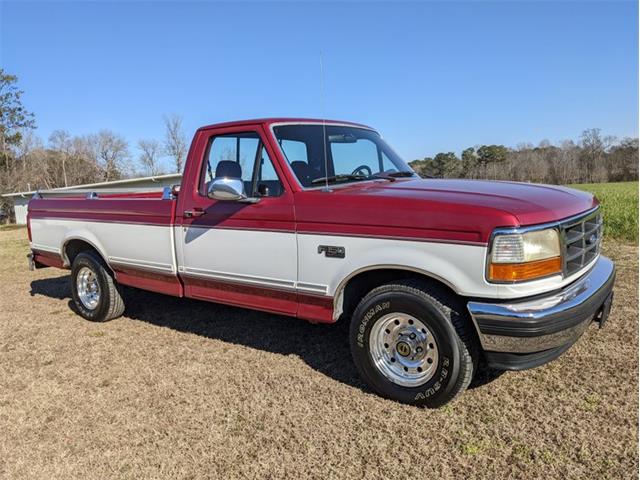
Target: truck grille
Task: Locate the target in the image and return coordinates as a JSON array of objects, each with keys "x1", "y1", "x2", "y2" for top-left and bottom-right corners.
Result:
[{"x1": 561, "y1": 208, "x2": 603, "y2": 277}]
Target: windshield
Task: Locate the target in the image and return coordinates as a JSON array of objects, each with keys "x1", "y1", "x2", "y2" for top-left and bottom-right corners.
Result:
[{"x1": 272, "y1": 124, "x2": 415, "y2": 187}]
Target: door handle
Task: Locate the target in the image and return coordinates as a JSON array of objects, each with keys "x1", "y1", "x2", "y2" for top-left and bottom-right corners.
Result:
[{"x1": 184, "y1": 208, "x2": 206, "y2": 218}]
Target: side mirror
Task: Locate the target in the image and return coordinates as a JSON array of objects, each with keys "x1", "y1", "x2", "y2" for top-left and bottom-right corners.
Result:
[
  {"x1": 208, "y1": 177, "x2": 247, "y2": 201},
  {"x1": 207, "y1": 177, "x2": 260, "y2": 203}
]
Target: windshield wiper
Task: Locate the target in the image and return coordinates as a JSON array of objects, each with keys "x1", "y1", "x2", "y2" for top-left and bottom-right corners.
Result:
[
  {"x1": 385, "y1": 171, "x2": 415, "y2": 178},
  {"x1": 371, "y1": 171, "x2": 417, "y2": 182},
  {"x1": 311, "y1": 174, "x2": 368, "y2": 185},
  {"x1": 311, "y1": 171, "x2": 415, "y2": 186}
]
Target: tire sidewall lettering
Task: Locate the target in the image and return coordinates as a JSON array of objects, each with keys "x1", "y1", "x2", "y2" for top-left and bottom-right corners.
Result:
[
  {"x1": 414, "y1": 356, "x2": 450, "y2": 400},
  {"x1": 356, "y1": 301, "x2": 390, "y2": 348}
]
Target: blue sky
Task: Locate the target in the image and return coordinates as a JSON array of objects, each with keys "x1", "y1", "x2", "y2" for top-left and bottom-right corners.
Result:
[{"x1": 1, "y1": 1, "x2": 637, "y2": 168}]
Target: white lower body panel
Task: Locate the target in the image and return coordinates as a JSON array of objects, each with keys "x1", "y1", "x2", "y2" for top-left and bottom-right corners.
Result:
[{"x1": 29, "y1": 219, "x2": 597, "y2": 313}]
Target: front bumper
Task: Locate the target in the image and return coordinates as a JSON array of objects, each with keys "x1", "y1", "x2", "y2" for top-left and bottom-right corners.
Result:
[{"x1": 467, "y1": 256, "x2": 615, "y2": 370}]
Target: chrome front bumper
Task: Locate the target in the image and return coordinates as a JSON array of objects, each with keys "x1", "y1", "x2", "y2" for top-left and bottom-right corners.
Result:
[{"x1": 467, "y1": 256, "x2": 615, "y2": 370}]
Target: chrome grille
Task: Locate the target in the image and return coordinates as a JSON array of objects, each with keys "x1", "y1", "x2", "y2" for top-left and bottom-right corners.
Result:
[{"x1": 561, "y1": 208, "x2": 603, "y2": 276}]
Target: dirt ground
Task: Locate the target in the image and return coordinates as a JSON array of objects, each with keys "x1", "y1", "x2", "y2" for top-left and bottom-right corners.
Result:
[{"x1": 0, "y1": 227, "x2": 637, "y2": 479}]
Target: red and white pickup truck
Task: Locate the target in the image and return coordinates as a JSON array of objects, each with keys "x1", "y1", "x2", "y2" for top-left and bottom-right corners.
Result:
[{"x1": 27, "y1": 118, "x2": 615, "y2": 407}]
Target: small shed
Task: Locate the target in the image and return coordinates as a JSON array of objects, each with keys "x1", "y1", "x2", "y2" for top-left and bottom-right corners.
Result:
[{"x1": 1, "y1": 173, "x2": 182, "y2": 225}]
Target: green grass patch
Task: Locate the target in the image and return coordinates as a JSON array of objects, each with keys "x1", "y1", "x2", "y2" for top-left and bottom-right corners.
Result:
[
  {"x1": 459, "y1": 440, "x2": 483, "y2": 456},
  {"x1": 571, "y1": 182, "x2": 638, "y2": 243}
]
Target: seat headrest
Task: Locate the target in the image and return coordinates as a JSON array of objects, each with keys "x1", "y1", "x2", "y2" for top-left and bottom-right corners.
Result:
[
  {"x1": 215, "y1": 160, "x2": 242, "y2": 179},
  {"x1": 290, "y1": 161, "x2": 312, "y2": 187}
]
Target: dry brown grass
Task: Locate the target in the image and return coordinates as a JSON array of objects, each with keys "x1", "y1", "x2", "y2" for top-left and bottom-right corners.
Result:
[{"x1": 0, "y1": 228, "x2": 637, "y2": 479}]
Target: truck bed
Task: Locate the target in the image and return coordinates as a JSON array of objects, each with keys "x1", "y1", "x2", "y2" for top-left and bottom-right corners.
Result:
[{"x1": 28, "y1": 188, "x2": 182, "y2": 296}]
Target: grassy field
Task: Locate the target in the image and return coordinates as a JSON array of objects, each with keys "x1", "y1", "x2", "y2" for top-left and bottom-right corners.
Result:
[
  {"x1": 572, "y1": 181, "x2": 638, "y2": 243},
  {"x1": 0, "y1": 226, "x2": 638, "y2": 479}
]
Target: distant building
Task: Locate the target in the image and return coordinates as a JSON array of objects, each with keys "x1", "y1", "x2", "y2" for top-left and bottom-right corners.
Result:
[{"x1": 1, "y1": 173, "x2": 182, "y2": 225}]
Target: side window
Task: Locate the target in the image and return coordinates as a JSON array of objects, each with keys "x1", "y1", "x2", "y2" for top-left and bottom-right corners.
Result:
[
  {"x1": 257, "y1": 147, "x2": 278, "y2": 181},
  {"x1": 330, "y1": 138, "x2": 381, "y2": 176},
  {"x1": 203, "y1": 132, "x2": 283, "y2": 197}
]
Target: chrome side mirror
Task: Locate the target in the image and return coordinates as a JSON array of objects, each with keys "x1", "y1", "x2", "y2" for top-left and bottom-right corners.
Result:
[
  {"x1": 208, "y1": 177, "x2": 247, "y2": 201},
  {"x1": 207, "y1": 177, "x2": 260, "y2": 203}
]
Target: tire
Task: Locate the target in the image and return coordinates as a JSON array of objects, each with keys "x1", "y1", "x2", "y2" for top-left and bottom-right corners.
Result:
[
  {"x1": 70, "y1": 251, "x2": 125, "y2": 322},
  {"x1": 349, "y1": 279, "x2": 478, "y2": 408}
]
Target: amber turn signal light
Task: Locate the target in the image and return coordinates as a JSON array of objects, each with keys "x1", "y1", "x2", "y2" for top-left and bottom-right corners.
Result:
[{"x1": 488, "y1": 256, "x2": 562, "y2": 282}]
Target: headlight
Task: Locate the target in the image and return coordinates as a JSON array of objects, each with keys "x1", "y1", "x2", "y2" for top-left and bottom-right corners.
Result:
[{"x1": 488, "y1": 228, "x2": 561, "y2": 282}]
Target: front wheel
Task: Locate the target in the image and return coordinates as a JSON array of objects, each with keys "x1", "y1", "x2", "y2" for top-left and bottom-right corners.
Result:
[
  {"x1": 349, "y1": 280, "x2": 478, "y2": 407},
  {"x1": 71, "y1": 251, "x2": 125, "y2": 322}
]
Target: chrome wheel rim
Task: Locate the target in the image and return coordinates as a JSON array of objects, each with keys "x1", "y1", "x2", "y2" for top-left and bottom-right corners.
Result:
[
  {"x1": 76, "y1": 266, "x2": 100, "y2": 310},
  {"x1": 369, "y1": 312, "x2": 439, "y2": 387}
]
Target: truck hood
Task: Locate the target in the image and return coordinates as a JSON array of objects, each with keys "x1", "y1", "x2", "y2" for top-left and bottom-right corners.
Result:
[
  {"x1": 363, "y1": 178, "x2": 597, "y2": 226},
  {"x1": 296, "y1": 178, "x2": 598, "y2": 245}
]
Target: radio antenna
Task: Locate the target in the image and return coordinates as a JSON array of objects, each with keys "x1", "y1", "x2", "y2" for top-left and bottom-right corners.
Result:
[{"x1": 320, "y1": 51, "x2": 330, "y2": 192}]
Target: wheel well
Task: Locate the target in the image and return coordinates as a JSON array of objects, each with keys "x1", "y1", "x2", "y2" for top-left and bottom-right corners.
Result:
[
  {"x1": 63, "y1": 239, "x2": 107, "y2": 268},
  {"x1": 337, "y1": 268, "x2": 459, "y2": 321}
]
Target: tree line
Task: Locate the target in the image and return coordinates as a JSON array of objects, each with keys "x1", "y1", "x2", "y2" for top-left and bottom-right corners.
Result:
[
  {"x1": 0, "y1": 69, "x2": 187, "y2": 201},
  {"x1": 409, "y1": 130, "x2": 638, "y2": 184}
]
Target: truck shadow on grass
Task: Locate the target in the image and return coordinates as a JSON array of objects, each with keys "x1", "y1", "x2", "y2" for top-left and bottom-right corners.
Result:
[{"x1": 30, "y1": 274, "x2": 504, "y2": 395}]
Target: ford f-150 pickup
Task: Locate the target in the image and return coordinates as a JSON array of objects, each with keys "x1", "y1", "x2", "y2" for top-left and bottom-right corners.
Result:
[{"x1": 26, "y1": 118, "x2": 615, "y2": 407}]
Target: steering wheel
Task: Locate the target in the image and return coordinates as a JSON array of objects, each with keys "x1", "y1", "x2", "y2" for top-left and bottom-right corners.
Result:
[{"x1": 351, "y1": 165, "x2": 372, "y2": 177}]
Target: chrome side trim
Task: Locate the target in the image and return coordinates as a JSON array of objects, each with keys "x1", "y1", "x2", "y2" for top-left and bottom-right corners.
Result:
[
  {"x1": 179, "y1": 267, "x2": 332, "y2": 297},
  {"x1": 108, "y1": 256, "x2": 175, "y2": 273},
  {"x1": 180, "y1": 266, "x2": 297, "y2": 291},
  {"x1": 296, "y1": 282, "x2": 329, "y2": 295}
]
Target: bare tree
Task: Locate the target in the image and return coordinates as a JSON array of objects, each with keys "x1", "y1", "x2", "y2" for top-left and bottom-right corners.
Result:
[
  {"x1": 163, "y1": 114, "x2": 187, "y2": 173},
  {"x1": 87, "y1": 130, "x2": 130, "y2": 181},
  {"x1": 580, "y1": 128, "x2": 608, "y2": 182},
  {"x1": 48, "y1": 130, "x2": 72, "y2": 186},
  {"x1": 138, "y1": 139, "x2": 163, "y2": 176}
]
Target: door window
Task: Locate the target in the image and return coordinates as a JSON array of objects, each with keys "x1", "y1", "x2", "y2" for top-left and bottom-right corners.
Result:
[{"x1": 202, "y1": 132, "x2": 283, "y2": 197}]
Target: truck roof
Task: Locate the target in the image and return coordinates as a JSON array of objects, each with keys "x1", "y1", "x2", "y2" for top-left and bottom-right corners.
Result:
[{"x1": 196, "y1": 117, "x2": 374, "y2": 131}]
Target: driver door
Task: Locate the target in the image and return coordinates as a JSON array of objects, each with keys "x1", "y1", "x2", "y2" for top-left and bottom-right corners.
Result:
[{"x1": 176, "y1": 125, "x2": 298, "y2": 315}]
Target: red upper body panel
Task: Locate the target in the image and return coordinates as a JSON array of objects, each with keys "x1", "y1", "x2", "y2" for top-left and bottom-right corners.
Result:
[
  {"x1": 29, "y1": 193, "x2": 175, "y2": 225},
  {"x1": 293, "y1": 178, "x2": 597, "y2": 244},
  {"x1": 28, "y1": 118, "x2": 598, "y2": 245}
]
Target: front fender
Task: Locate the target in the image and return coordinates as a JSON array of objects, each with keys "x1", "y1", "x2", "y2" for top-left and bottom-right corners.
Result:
[{"x1": 296, "y1": 234, "x2": 494, "y2": 302}]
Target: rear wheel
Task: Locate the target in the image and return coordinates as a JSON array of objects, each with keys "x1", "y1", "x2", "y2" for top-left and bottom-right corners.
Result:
[
  {"x1": 70, "y1": 251, "x2": 125, "y2": 322},
  {"x1": 349, "y1": 279, "x2": 478, "y2": 407}
]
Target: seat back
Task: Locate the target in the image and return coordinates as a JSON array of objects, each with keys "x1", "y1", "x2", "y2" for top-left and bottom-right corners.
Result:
[
  {"x1": 215, "y1": 160, "x2": 242, "y2": 179},
  {"x1": 290, "y1": 161, "x2": 312, "y2": 187}
]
